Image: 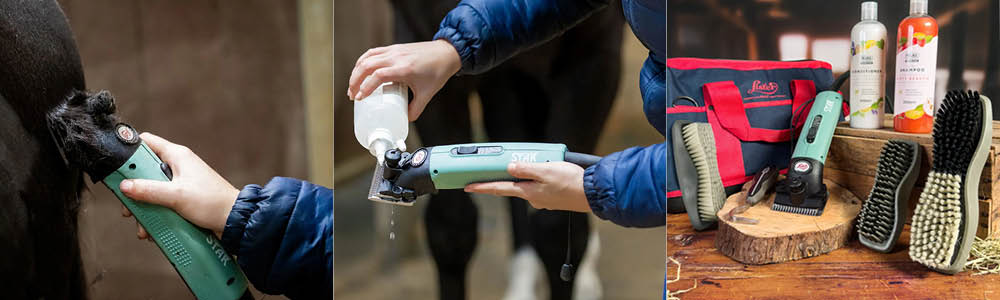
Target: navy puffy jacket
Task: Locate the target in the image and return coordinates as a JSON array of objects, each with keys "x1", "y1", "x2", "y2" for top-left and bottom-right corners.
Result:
[
  {"x1": 433, "y1": 0, "x2": 666, "y2": 227},
  {"x1": 222, "y1": 177, "x2": 333, "y2": 299}
]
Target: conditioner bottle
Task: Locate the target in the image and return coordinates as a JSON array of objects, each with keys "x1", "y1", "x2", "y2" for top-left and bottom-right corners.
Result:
[{"x1": 849, "y1": 1, "x2": 887, "y2": 128}]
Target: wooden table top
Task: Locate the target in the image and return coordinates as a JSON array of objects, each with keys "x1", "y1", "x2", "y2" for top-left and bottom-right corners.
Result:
[{"x1": 667, "y1": 213, "x2": 1000, "y2": 299}]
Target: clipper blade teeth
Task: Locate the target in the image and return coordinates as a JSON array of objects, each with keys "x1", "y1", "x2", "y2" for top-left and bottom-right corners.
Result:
[
  {"x1": 681, "y1": 123, "x2": 725, "y2": 222},
  {"x1": 770, "y1": 203, "x2": 821, "y2": 216},
  {"x1": 367, "y1": 163, "x2": 386, "y2": 202},
  {"x1": 857, "y1": 140, "x2": 916, "y2": 247}
]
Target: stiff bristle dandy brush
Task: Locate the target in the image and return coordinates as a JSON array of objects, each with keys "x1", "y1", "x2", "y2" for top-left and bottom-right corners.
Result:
[
  {"x1": 856, "y1": 139, "x2": 920, "y2": 253},
  {"x1": 909, "y1": 90, "x2": 992, "y2": 274},
  {"x1": 47, "y1": 90, "x2": 252, "y2": 299},
  {"x1": 671, "y1": 120, "x2": 725, "y2": 231}
]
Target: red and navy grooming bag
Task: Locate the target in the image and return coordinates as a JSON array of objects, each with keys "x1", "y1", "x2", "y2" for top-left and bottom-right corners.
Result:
[{"x1": 666, "y1": 58, "x2": 834, "y2": 208}]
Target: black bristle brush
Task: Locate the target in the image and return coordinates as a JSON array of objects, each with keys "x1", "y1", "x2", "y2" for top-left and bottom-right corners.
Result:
[{"x1": 856, "y1": 139, "x2": 920, "y2": 253}]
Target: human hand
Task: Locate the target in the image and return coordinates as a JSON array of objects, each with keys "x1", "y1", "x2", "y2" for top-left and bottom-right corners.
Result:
[
  {"x1": 347, "y1": 39, "x2": 461, "y2": 121},
  {"x1": 118, "y1": 133, "x2": 239, "y2": 239},
  {"x1": 464, "y1": 162, "x2": 591, "y2": 213}
]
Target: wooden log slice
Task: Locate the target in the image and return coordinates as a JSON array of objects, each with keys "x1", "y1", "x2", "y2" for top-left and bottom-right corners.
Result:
[{"x1": 714, "y1": 179, "x2": 862, "y2": 265}]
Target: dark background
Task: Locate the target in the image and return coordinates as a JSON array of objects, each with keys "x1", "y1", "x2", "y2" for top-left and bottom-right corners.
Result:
[{"x1": 668, "y1": 0, "x2": 1000, "y2": 114}]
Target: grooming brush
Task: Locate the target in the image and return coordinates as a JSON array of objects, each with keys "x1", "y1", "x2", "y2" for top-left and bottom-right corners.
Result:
[
  {"x1": 909, "y1": 90, "x2": 992, "y2": 274},
  {"x1": 671, "y1": 120, "x2": 725, "y2": 231},
  {"x1": 856, "y1": 139, "x2": 920, "y2": 253}
]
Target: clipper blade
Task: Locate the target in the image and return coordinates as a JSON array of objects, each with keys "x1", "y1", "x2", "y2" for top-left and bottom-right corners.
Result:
[
  {"x1": 369, "y1": 196, "x2": 415, "y2": 206},
  {"x1": 771, "y1": 181, "x2": 827, "y2": 217},
  {"x1": 367, "y1": 162, "x2": 415, "y2": 206},
  {"x1": 367, "y1": 163, "x2": 385, "y2": 201},
  {"x1": 770, "y1": 202, "x2": 822, "y2": 216}
]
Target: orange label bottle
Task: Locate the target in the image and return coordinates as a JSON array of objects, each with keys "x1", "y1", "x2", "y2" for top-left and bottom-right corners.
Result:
[{"x1": 893, "y1": 0, "x2": 938, "y2": 133}]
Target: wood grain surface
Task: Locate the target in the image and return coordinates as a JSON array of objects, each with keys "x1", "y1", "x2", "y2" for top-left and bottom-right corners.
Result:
[
  {"x1": 668, "y1": 213, "x2": 1000, "y2": 299},
  {"x1": 714, "y1": 180, "x2": 861, "y2": 264}
]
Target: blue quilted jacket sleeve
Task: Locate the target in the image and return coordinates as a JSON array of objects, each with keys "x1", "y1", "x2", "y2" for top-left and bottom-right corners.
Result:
[
  {"x1": 221, "y1": 177, "x2": 333, "y2": 299},
  {"x1": 433, "y1": 0, "x2": 610, "y2": 75},
  {"x1": 583, "y1": 143, "x2": 666, "y2": 228}
]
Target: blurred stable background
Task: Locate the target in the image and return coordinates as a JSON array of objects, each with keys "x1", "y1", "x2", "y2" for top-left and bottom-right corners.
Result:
[
  {"x1": 668, "y1": 0, "x2": 1000, "y2": 115},
  {"x1": 63, "y1": 0, "x2": 332, "y2": 298},
  {"x1": 334, "y1": 1, "x2": 664, "y2": 299}
]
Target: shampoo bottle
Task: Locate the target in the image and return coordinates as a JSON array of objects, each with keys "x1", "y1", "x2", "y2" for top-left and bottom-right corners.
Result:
[
  {"x1": 849, "y1": 1, "x2": 887, "y2": 129},
  {"x1": 893, "y1": 0, "x2": 938, "y2": 133},
  {"x1": 354, "y1": 82, "x2": 409, "y2": 163}
]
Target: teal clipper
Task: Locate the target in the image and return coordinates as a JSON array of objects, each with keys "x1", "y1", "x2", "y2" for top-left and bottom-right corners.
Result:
[
  {"x1": 47, "y1": 91, "x2": 251, "y2": 300},
  {"x1": 772, "y1": 75, "x2": 847, "y2": 216},
  {"x1": 368, "y1": 142, "x2": 602, "y2": 282},
  {"x1": 369, "y1": 142, "x2": 601, "y2": 206},
  {"x1": 103, "y1": 136, "x2": 251, "y2": 300}
]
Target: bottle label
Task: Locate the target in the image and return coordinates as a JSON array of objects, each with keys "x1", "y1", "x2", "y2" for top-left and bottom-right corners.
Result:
[
  {"x1": 894, "y1": 29, "x2": 938, "y2": 121},
  {"x1": 849, "y1": 37, "x2": 886, "y2": 126}
]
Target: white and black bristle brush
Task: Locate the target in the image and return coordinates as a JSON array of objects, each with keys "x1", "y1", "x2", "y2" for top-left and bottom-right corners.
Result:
[{"x1": 909, "y1": 90, "x2": 992, "y2": 274}]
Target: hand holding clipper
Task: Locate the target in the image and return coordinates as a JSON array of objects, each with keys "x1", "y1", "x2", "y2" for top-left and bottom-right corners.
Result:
[{"x1": 47, "y1": 90, "x2": 251, "y2": 300}]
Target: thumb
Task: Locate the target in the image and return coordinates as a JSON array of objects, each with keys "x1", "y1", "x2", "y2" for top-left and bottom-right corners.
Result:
[
  {"x1": 120, "y1": 179, "x2": 178, "y2": 209},
  {"x1": 507, "y1": 163, "x2": 548, "y2": 181},
  {"x1": 408, "y1": 94, "x2": 431, "y2": 122},
  {"x1": 138, "y1": 132, "x2": 172, "y2": 155}
]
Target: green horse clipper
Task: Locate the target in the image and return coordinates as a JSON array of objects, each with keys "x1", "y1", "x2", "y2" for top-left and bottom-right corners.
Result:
[
  {"x1": 369, "y1": 142, "x2": 601, "y2": 205},
  {"x1": 47, "y1": 90, "x2": 251, "y2": 299}
]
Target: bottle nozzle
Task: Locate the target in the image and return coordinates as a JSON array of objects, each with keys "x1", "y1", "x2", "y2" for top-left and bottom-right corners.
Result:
[{"x1": 370, "y1": 138, "x2": 391, "y2": 165}]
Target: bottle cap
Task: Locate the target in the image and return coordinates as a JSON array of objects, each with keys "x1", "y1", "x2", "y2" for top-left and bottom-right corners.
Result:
[
  {"x1": 910, "y1": 0, "x2": 928, "y2": 15},
  {"x1": 861, "y1": 2, "x2": 877, "y2": 21}
]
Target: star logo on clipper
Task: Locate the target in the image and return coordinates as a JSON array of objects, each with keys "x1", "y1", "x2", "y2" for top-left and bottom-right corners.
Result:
[
  {"x1": 793, "y1": 161, "x2": 811, "y2": 173},
  {"x1": 115, "y1": 123, "x2": 140, "y2": 144},
  {"x1": 411, "y1": 149, "x2": 427, "y2": 167}
]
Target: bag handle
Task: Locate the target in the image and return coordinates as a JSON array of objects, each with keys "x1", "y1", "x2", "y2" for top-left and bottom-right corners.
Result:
[
  {"x1": 790, "y1": 79, "x2": 817, "y2": 130},
  {"x1": 703, "y1": 80, "x2": 816, "y2": 143},
  {"x1": 789, "y1": 80, "x2": 849, "y2": 139}
]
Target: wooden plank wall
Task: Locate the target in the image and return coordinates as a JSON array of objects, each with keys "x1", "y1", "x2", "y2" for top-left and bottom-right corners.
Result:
[
  {"x1": 828, "y1": 121, "x2": 1000, "y2": 239},
  {"x1": 300, "y1": 0, "x2": 333, "y2": 186}
]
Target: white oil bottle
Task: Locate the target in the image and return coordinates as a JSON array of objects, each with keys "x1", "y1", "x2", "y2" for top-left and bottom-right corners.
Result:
[
  {"x1": 849, "y1": 1, "x2": 887, "y2": 129},
  {"x1": 354, "y1": 82, "x2": 409, "y2": 162}
]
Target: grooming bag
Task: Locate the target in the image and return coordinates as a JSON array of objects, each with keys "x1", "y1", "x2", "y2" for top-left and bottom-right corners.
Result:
[{"x1": 666, "y1": 58, "x2": 836, "y2": 208}]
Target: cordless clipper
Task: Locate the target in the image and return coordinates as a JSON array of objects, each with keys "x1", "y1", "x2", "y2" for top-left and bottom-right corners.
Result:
[
  {"x1": 47, "y1": 91, "x2": 251, "y2": 300},
  {"x1": 369, "y1": 142, "x2": 602, "y2": 205},
  {"x1": 772, "y1": 88, "x2": 844, "y2": 216}
]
